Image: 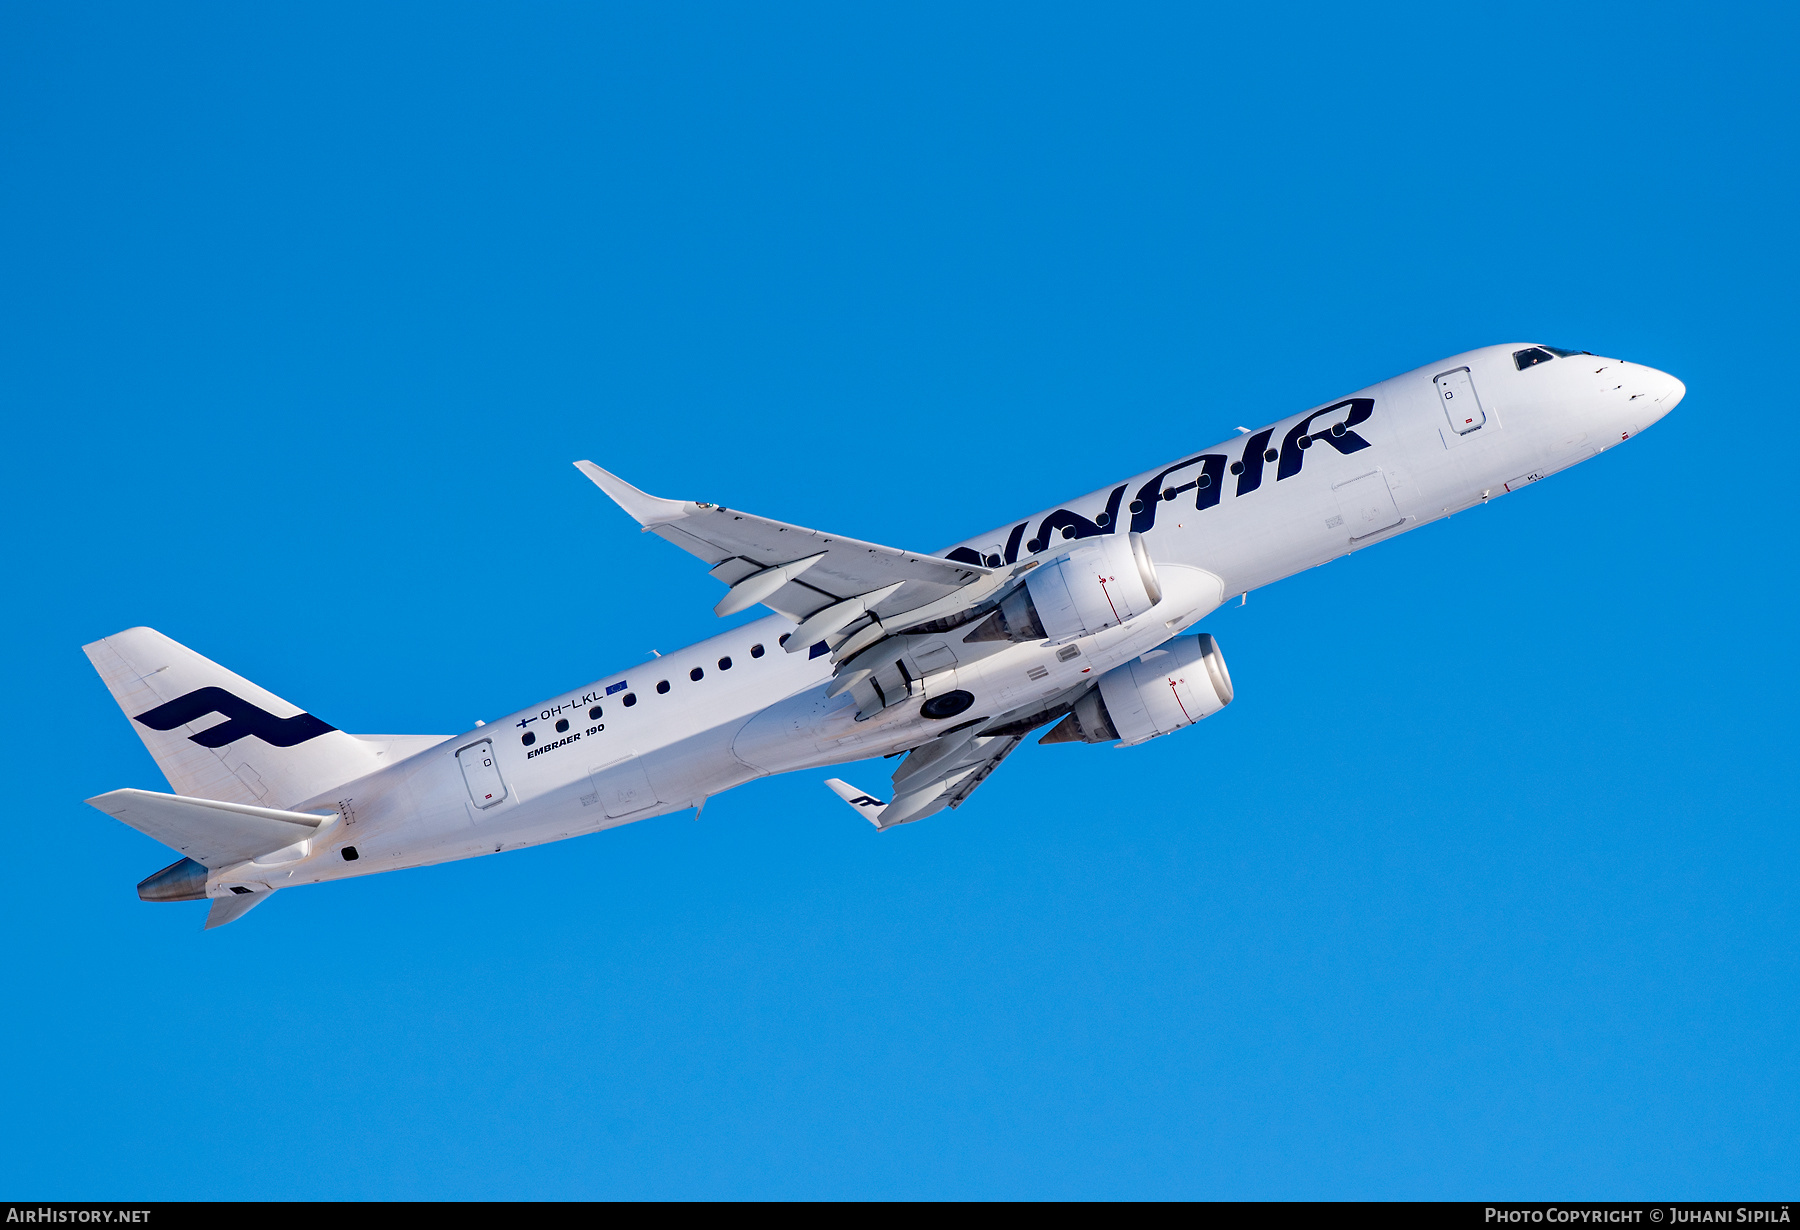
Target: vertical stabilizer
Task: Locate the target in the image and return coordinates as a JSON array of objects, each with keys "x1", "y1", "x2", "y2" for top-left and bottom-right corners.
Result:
[{"x1": 83, "y1": 627, "x2": 383, "y2": 810}]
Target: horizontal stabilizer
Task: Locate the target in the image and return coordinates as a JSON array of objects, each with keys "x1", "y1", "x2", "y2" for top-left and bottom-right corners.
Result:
[
  {"x1": 88, "y1": 788, "x2": 327, "y2": 869},
  {"x1": 206, "y1": 890, "x2": 272, "y2": 930}
]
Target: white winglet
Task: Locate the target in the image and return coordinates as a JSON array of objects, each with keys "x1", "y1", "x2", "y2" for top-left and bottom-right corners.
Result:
[
  {"x1": 573, "y1": 460, "x2": 693, "y2": 526},
  {"x1": 824, "y1": 778, "x2": 887, "y2": 828}
]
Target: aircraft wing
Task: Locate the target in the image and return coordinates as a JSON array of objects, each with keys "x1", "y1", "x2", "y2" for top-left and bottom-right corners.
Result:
[
  {"x1": 576, "y1": 462, "x2": 1015, "y2": 658},
  {"x1": 825, "y1": 727, "x2": 1025, "y2": 829}
]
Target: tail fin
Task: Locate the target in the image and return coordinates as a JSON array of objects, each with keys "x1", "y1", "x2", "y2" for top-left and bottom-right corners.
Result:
[{"x1": 84, "y1": 627, "x2": 384, "y2": 810}]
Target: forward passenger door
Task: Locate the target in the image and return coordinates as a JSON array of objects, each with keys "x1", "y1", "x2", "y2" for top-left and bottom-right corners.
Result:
[{"x1": 1434, "y1": 367, "x2": 1487, "y2": 435}]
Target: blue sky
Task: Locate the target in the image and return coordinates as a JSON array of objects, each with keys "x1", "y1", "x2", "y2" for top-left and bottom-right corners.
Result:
[{"x1": 3, "y1": 1, "x2": 1796, "y2": 1199}]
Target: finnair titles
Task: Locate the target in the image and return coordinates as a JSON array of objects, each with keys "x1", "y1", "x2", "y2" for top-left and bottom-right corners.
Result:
[{"x1": 84, "y1": 344, "x2": 1684, "y2": 927}]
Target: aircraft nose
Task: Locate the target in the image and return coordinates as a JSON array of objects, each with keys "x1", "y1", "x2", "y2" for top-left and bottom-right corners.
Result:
[{"x1": 1645, "y1": 367, "x2": 1686, "y2": 420}]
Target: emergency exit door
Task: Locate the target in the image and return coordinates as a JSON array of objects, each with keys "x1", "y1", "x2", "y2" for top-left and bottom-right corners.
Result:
[
  {"x1": 1434, "y1": 367, "x2": 1486, "y2": 434},
  {"x1": 457, "y1": 740, "x2": 508, "y2": 810}
]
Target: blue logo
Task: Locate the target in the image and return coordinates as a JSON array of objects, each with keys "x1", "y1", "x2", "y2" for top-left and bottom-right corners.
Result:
[
  {"x1": 135, "y1": 687, "x2": 336, "y2": 749},
  {"x1": 943, "y1": 397, "x2": 1377, "y2": 565}
]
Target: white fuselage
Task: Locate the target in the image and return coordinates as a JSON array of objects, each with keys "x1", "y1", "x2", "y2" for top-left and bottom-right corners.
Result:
[{"x1": 227, "y1": 344, "x2": 1681, "y2": 894}]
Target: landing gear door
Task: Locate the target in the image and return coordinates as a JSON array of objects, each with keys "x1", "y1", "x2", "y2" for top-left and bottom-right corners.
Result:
[
  {"x1": 457, "y1": 740, "x2": 508, "y2": 810},
  {"x1": 1435, "y1": 367, "x2": 1486, "y2": 435}
]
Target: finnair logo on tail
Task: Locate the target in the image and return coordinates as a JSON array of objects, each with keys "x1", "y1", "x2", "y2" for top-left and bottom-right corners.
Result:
[{"x1": 134, "y1": 686, "x2": 337, "y2": 749}]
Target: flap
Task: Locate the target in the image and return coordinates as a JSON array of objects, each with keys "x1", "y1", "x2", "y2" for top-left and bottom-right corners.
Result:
[
  {"x1": 575, "y1": 461, "x2": 994, "y2": 626},
  {"x1": 87, "y1": 788, "x2": 327, "y2": 869}
]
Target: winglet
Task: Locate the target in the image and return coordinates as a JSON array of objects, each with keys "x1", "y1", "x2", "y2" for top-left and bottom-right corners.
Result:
[
  {"x1": 824, "y1": 778, "x2": 887, "y2": 829},
  {"x1": 573, "y1": 461, "x2": 693, "y2": 526}
]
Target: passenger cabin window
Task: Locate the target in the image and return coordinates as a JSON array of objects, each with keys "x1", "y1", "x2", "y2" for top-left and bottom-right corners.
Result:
[
  {"x1": 750, "y1": 643, "x2": 765, "y2": 658},
  {"x1": 1514, "y1": 347, "x2": 1555, "y2": 370},
  {"x1": 656, "y1": 680, "x2": 670, "y2": 694}
]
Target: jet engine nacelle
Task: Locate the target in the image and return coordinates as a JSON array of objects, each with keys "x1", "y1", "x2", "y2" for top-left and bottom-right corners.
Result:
[
  {"x1": 1042, "y1": 633, "x2": 1234, "y2": 747},
  {"x1": 967, "y1": 533, "x2": 1163, "y2": 645},
  {"x1": 1028, "y1": 532, "x2": 1162, "y2": 641}
]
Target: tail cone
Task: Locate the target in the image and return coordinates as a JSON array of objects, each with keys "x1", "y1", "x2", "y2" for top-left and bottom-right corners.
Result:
[{"x1": 138, "y1": 856, "x2": 209, "y2": 902}]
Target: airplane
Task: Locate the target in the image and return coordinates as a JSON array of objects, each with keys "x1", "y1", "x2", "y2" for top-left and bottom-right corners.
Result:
[{"x1": 82, "y1": 343, "x2": 1685, "y2": 928}]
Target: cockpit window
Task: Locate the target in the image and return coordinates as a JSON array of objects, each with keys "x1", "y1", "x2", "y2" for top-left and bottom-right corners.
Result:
[
  {"x1": 1513, "y1": 347, "x2": 1555, "y2": 370},
  {"x1": 1543, "y1": 346, "x2": 1589, "y2": 357}
]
